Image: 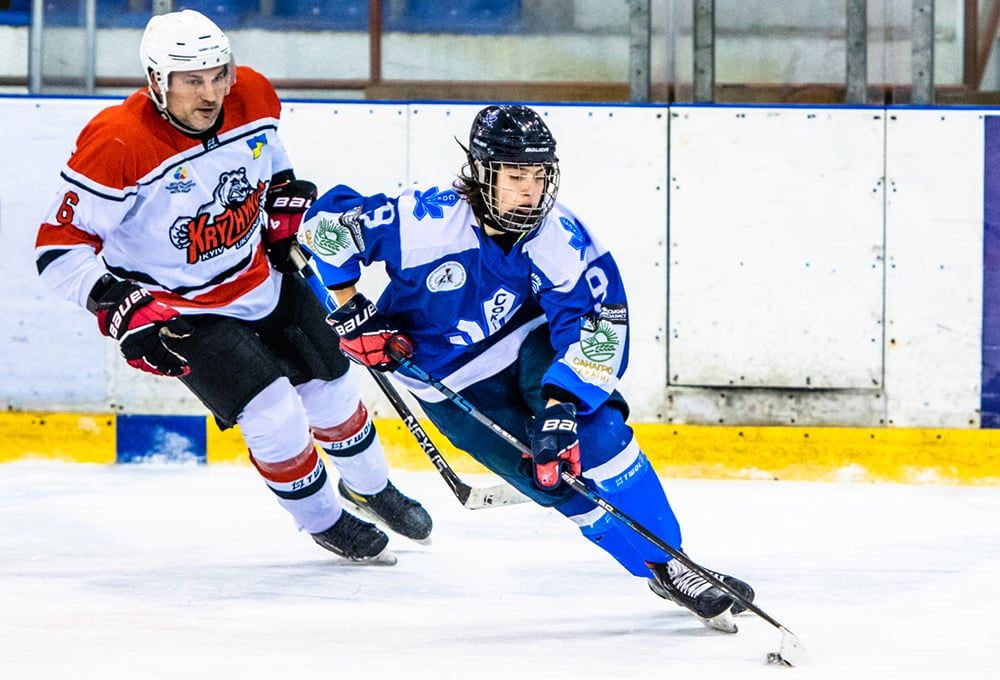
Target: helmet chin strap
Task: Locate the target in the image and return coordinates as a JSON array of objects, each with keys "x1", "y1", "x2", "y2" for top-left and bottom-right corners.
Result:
[{"x1": 145, "y1": 89, "x2": 222, "y2": 137}]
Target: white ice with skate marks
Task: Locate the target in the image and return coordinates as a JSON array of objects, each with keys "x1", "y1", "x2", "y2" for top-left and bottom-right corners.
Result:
[{"x1": 0, "y1": 462, "x2": 997, "y2": 679}]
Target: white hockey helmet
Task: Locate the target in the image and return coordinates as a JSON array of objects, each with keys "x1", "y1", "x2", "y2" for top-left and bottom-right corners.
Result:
[{"x1": 139, "y1": 9, "x2": 234, "y2": 109}]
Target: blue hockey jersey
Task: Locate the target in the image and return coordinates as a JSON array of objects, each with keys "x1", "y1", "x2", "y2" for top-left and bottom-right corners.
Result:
[{"x1": 299, "y1": 183, "x2": 630, "y2": 415}]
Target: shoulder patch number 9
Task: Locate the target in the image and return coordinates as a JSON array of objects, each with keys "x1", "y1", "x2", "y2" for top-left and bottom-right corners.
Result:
[{"x1": 361, "y1": 203, "x2": 395, "y2": 229}]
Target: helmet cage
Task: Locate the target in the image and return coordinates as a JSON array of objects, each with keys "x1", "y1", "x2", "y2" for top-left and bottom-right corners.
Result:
[
  {"x1": 466, "y1": 105, "x2": 560, "y2": 235},
  {"x1": 472, "y1": 159, "x2": 560, "y2": 234}
]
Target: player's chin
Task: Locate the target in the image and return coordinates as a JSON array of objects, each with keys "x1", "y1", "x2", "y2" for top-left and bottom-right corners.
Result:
[
  {"x1": 191, "y1": 108, "x2": 220, "y2": 128},
  {"x1": 504, "y1": 209, "x2": 535, "y2": 226}
]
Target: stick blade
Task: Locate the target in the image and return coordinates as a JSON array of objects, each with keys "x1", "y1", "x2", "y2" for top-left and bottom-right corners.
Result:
[
  {"x1": 767, "y1": 629, "x2": 807, "y2": 667},
  {"x1": 463, "y1": 484, "x2": 532, "y2": 509}
]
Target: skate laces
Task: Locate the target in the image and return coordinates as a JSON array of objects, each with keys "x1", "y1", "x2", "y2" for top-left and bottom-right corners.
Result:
[
  {"x1": 367, "y1": 482, "x2": 415, "y2": 517},
  {"x1": 666, "y1": 559, "x2": 715, "y2": 598}
]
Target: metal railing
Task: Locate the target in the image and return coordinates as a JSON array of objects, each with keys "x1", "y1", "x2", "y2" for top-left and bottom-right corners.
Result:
[{"x1": 12, "y1": 0, "x2": 1000, "y2": 105}]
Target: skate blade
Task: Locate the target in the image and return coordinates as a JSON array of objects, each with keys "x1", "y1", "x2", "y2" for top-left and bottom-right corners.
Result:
[
  {"x1": 340, "y1": 496, "x2": 431, "y2": 546},
  {"x1": 343, "y1": 546, "x2": 397, "y2": 566},
  {"x1": 702, "y1": 606, "x2": 738, "y2": 634}
]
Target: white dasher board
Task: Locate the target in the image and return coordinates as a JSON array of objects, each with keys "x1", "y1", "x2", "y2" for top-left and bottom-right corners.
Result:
[{"x1": 668, "y1": 106, "x2": 885, "y2": 389}]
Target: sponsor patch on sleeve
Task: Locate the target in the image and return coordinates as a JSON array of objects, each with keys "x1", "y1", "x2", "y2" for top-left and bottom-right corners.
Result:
[
  {"x1": 563, "y1": 303, "x2": 627, "y2": 386},
  {"x1": 301, "y1": 209, "x2": 364, "y2": 264}
]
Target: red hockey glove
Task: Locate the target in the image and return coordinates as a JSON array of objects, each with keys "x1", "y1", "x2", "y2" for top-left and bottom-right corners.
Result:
[
  {"x1": 326, "y1": 293, "x2": 413, "y2": 372},
  {"x1": 90, "y1": 277, "x2": 193, "y2": 377},
  {"x1": 264, "y1": 176, "x2": 317, "y2": 272},
  {"x1": 526, "y1": 403, "x2": 582, "y2": 490}
]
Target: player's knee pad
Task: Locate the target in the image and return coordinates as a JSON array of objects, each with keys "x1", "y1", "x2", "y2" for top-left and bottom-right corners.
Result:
[
  {"x1": 575, "y1": 406, "x2": 646, "y2": 493},
  {"x1": 238, "y1": 379, "x2": 340, "y2": 535},
  {"x1": 582, "y1": 436, "x2": 648, "y2": 494},
  {"x1": 237, "y1": 377, "x2": 311, "y2": 463},
  {"x1": 296, "y1": 374, "x2": 364, "y2": 429}
]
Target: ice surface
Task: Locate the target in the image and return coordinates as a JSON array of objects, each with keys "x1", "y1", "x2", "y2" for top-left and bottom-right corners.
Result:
[{"x1": 0, "y1": 462, "x2": 997, "y2": 679}]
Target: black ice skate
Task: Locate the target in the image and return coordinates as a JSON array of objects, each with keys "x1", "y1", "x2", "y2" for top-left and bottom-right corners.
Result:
[
  {"x1": 338, "y1": 479, "x2": 433, "y2": 544},
  {"x1": 647, "y1": 559, "x2": 754, "y2": 633},
  {"x1": 311, "y1": 510, "x2": 396, "y2": 565}
]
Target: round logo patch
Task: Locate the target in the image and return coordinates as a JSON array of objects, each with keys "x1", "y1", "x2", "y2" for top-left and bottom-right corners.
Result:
[
  {"x1": 580, "y1": 321, "x2": 620, "y2": 362},
  {"x1": 426, "y1": 261, "x2": 467, "y2": 292}
]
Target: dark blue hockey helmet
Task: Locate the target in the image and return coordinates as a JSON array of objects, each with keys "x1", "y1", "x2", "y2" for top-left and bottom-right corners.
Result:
[{"x1": 466, "y1": 105, "x2": 560, "y2": 234}]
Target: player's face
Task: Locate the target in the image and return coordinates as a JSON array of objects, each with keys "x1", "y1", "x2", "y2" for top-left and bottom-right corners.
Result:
[
  {"x1": 492, "y1": 164, "x2": 546, "y2": 219},
  {"x1": 163, "y1": 65, "x2": 231, "y2": 131}
]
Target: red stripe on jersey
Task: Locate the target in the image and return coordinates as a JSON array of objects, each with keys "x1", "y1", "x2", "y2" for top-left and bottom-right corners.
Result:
[
  {"x1": 35, "y1": 222, "x2": 103, "y2": 251},
  {"x1": 154, "y1": 245, "x2": 270, "y2": 309},
  {"x1": 312, "y1": 402, "x2": 368, "y2": 444},
  {"x1": 250, "y1": 442, "x2": 319, "y2": 484}
]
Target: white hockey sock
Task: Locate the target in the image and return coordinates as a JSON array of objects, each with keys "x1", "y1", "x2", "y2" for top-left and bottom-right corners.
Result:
[
  {"x1": 250, "y1": 442, "x2": 343, "y2": 535},
  {"x1": 238, "y1": 378, "x2": 343, "y2": 534},
  {"x1": 312, "y1": 403, "x2": 389, "y2": 495}
]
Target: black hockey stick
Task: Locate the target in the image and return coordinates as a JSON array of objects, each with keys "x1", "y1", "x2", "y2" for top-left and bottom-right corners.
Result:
[
  {"x1": 290, "y1": 246, "x2": 529, "y2": 510},
  {"x1": 366, "y1": 369, "x2": 530, "y2": 509},
  {"x1": 386, "y1": 342, "x2": 806, "y2": 666}
]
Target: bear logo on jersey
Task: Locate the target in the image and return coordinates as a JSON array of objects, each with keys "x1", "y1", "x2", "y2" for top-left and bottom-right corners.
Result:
[
  {"x1": 169, "y1": 167, "x2": 266, "y2": 264},
  {"x1": 426, "y1": 261, "x2": 467, "y2": 292}
]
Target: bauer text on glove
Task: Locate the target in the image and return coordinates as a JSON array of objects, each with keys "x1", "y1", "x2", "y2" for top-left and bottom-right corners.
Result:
[
  {"x1": 526, "y1": 403, "x2": 582, "y2": 490},
  {"x1": 264, "y1": 174, "x2": 317, "y2": 272},
  {"x1": 89, "y1": 276, "x2": 193, "y2": 377},
  {"x1": 326, "y1": 292, "x2": 413, "y2": 371}
]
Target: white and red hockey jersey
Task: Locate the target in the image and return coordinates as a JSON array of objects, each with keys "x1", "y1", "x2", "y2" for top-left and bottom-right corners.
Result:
[{"x1": 35, "y1": 66, "x2": 292, "y2": 320}]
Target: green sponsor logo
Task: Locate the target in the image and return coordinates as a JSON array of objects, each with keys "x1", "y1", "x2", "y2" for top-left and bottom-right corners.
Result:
[
  {"x1": 313, "y1": 217, "x2": 352, "y2": 256},
  {"x1": 580, "y1": 321, "x2": 619, "y2": 362}
]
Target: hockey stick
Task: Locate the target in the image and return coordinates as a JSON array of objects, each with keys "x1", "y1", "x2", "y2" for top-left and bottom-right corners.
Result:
[
  {"x1": 367, "y1": 369, "x2": 530, "y2": 509},
  {"x1": 387, "y1": 343, "x2": 807, "y2": 667},
  {"x1": 290, "y1": 246, "x2": 530, "y2": 510}
]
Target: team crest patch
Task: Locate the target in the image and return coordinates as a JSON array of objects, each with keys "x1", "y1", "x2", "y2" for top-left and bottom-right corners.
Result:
[
  {"x1": 311, "y1": 217, "x2": 353, "y2": 256},
  {"x1": 565, "y1": 304, "x2": 628, "y2": 385},
  {"x1": 580, "y1": 320, "x2": 620, "y2": 362},
  {"x1": 168, "y1": 167, "x2": 265, "y2": 264},
  {"x1": 560, "y1": 216, "x2": 591, "y2": 260},
  {"x1": 165, "y1": 165, "x2": 195, "y2": 194},
  {"x1": 246, "y1": 134, "x2": 267, "y2": 159},
  {"x1": 482, "y1": 286, "x2": 518, "y2": 333},
  {"x1": 413, "y1": 186, "x2": 459, "y2": 220},
  {"x1": 426, "y1": 261, "x2": 466, "y2": 292}
]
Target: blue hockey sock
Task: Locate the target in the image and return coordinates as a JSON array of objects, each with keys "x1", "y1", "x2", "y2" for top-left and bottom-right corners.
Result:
[
  {"x1": 579, "y1": 518, "x2": 655, "y2": 577},
  {"x1": 600, "y1": 458, "x2": 682, "y2": 565},
  {"x1": 557, "y1": 454, "x2": 682, "y2": 576}
]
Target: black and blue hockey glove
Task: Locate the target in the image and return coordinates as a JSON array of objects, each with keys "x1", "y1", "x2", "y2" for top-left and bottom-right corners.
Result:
[{"x1": 526, "y1": 403, "x2": 582, "y2": 490}]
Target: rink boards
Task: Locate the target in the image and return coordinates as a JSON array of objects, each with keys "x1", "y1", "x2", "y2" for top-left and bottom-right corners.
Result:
[
  {"x1": 2, "y1": 411, "x2": 998, "y2": 484},
  {"x1": 5, "y1": 98, "x2": 1000, "y2": 481}
]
